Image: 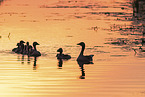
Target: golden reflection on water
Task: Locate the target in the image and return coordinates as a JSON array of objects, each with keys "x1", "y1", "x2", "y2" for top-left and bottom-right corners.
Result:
[{"x1": 0, "y1": 0, "x2": 145, "y2": 97}]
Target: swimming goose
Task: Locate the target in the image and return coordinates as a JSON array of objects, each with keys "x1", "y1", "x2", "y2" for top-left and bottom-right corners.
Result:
[
  {"x1": 29, "y1": 42, "x2": 41, "y2": 57},
  {"x1": 23, "y1": 42, "x2": 30, "y2": 55},
  {"x1": 28, "y1": 45, "x2": 33, "y2": 56},
  {"x1": 18, "y1": 40, "x2": 25, "y2": 54},
  {"x1": 56, "y1": 48, "x2": 71, "y2": 59},
  {"x1": 12, "y1": 43, "x2": 20, "y2": 53},
  {"x1": 77, "y1": 42, "x2": 94, "y2": 63},
  {"x1": 12, "y1": 40, "x2": 25, "y2": 54}
]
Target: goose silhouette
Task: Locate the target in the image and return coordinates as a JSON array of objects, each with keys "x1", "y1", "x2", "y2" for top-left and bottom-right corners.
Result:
[
  {"x1": 12, "y1": 40, "x2": 25, "y2": 53},
  {"x1": 23, "y1": 42, "x2": 30, "y2": 55},
  {"x1": 77, "y1": 42, "x2": 94, "y2": 63},
  {"x1": 29, "y1": 42, "x2": 41, "y2": 57},
  {"x1": 19, "y1": 40, "x2": 25, "y2": 54},
  {"x1": 12, "y1": 43, "x2": 20, "y2": 53},
  {"x1": 13, "y1": 40, "x2": 25, "y2": 54},
  {"x1": 56, "y1": 48, "x2": 71, "y2": 59}
]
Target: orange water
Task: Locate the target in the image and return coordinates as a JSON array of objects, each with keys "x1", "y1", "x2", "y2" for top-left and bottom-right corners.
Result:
[{"x1": 0, "y1": 0, "x2": 145, "y2": 97}]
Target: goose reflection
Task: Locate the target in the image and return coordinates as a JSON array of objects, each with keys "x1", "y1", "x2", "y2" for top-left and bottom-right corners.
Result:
[
  {"x1": 77, "y1": 61, "x2": 85, "y2": 79},
  {"x1": 18, "y1": 55, "x2": 38, "y2": 70},
  {"x1": 18, "y1": 55, "x2": 31, "y2": 64},
  {"x1": 57, "y1": 59, "x2": 70, "y2": 69},
  {"x1": 21, "y1": 55, "x2": 24, "y2": 64},
  {"x1": 27, "y1": 56, "x2": 30, "y2": 64},
  {"x1": 33, "y1": 57, "x2": 37, "y2": 70},
  {"x1": 77, "y1": 61, "x2": 93, "y2": 79},
  {"x1": 57, "y1": 58, "x2": 63, "y2": 69}
]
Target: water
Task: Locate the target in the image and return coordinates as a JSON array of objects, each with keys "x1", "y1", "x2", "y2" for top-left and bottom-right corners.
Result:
[{"x1": 0, "y1": 0, "x2": 145, "y2": 97}]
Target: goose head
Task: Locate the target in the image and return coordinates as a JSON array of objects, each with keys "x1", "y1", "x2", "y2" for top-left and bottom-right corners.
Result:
[
  {"x1": 77, "y1": 42, "x2": 85, "y2": 47},
  {"x1": 16, "y1": 43, "x2": 20, "y2": 46},
  {"x1": 57, "y1": 48, "x2": 63, "y2": 53},
  {"x1": 20, "y1": 40, "x2": 25, "y2": 44},
  {"x1": 33, "y1": 42, "x2": 39, "y2": 46},
  {"x1": 33, "y1": 42, "x2": 40, "y2": 51},
  {"x1": 26, "y1": 42, "x2": 29, "y2": 46}
]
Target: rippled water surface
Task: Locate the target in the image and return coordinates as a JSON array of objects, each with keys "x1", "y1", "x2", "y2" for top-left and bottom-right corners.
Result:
[{"x1": 0, "y1": 0, "x2": 145, "y2": 97}]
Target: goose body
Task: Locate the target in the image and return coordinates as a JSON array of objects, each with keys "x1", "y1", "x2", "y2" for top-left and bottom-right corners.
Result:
[
  {"x1": 77, "y1": 42, "x2": 94, "y2": 63},
  {"x1": 30, "y1": 50, "x2": 41, "y2": 57},
  {"x1": 56, "y1": 48, "x2": 71, "y2": 59},
  {"x1": 23, "y1": 42, "x2": 30, "y2": 55},
  {"x1": 12, "y1": 40, "x2": 25, "y2": 54},
  {"x1": 29, "y1": 42, "x2": 41, "y2": 57}
]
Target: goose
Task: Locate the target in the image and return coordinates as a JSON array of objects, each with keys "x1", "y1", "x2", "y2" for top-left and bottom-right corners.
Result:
[
  {"x1": 29, "y1": 42, "x2": 41, "y2": 57},
  {"x1": 28, "y1": 45, "x2": 33, "y2": 56},
  {"x1": 12, "y1": 43, "x2": 20, "y2": 53},
  {"x1": 77, "y1": 42, "x2": 94, "y2": 63},
  {"x1": 19, "y1": 40, "x2": 25, "y2": 54},
  {"x1": 56, "y1": 48, "x2": 71, "y2": 59},
  {"x1": 12, "y1": 40, "x2": 25, "y2": 54},
  {"x1": 23, "y1": 42, "x2": 30, "y2": 55},
  {"x1": 14, "y1": 40, "x2": 25, "y2": 54}
]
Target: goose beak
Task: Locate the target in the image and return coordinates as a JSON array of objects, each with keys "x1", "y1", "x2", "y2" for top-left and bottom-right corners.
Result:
[
  {"x1": 77, "y1": 43, "x2": 81, "y2": 45},
  {"x1": 36, "y1": 42, "x2": 40, "y2": 45}
]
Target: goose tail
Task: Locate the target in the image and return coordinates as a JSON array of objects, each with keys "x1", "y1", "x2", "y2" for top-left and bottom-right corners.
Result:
[
  {"x1": 90, "y1": 55, "x2": 94, "y2": 61},
  {"x1": 90, "y1": 55, "x2": 94, "y2": 57}
]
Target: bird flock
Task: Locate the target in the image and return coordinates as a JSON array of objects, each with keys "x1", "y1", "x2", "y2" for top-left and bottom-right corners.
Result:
[
  {"x1": 12, "y1": 41, "x2": 94, "y2": 63},
  {"x1": 12, "y1": 40, "x2": 41, "y2": 57}
]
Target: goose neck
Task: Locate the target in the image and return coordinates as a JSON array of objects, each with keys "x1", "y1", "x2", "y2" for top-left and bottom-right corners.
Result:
[
  {"x1": 80, "y1": 45, "x2": 85, "y2": 55},
  {"x1": 33, "y1": 45, "x2": 37, "y2": 51},
  {"x1": 59, "y1": 51, "x2": 62, "y2": 55}
]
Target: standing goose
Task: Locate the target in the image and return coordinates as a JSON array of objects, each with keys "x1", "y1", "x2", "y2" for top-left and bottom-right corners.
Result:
[
  {"x1": 77, "y1": 42, "x2": 94, "y2": 63},
  {"x1": 56, "y1": 48, "x2": 71, "y2": 59},
  {"x1": 29, "y1": 42, "x2": 41, "y2": 57}
]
